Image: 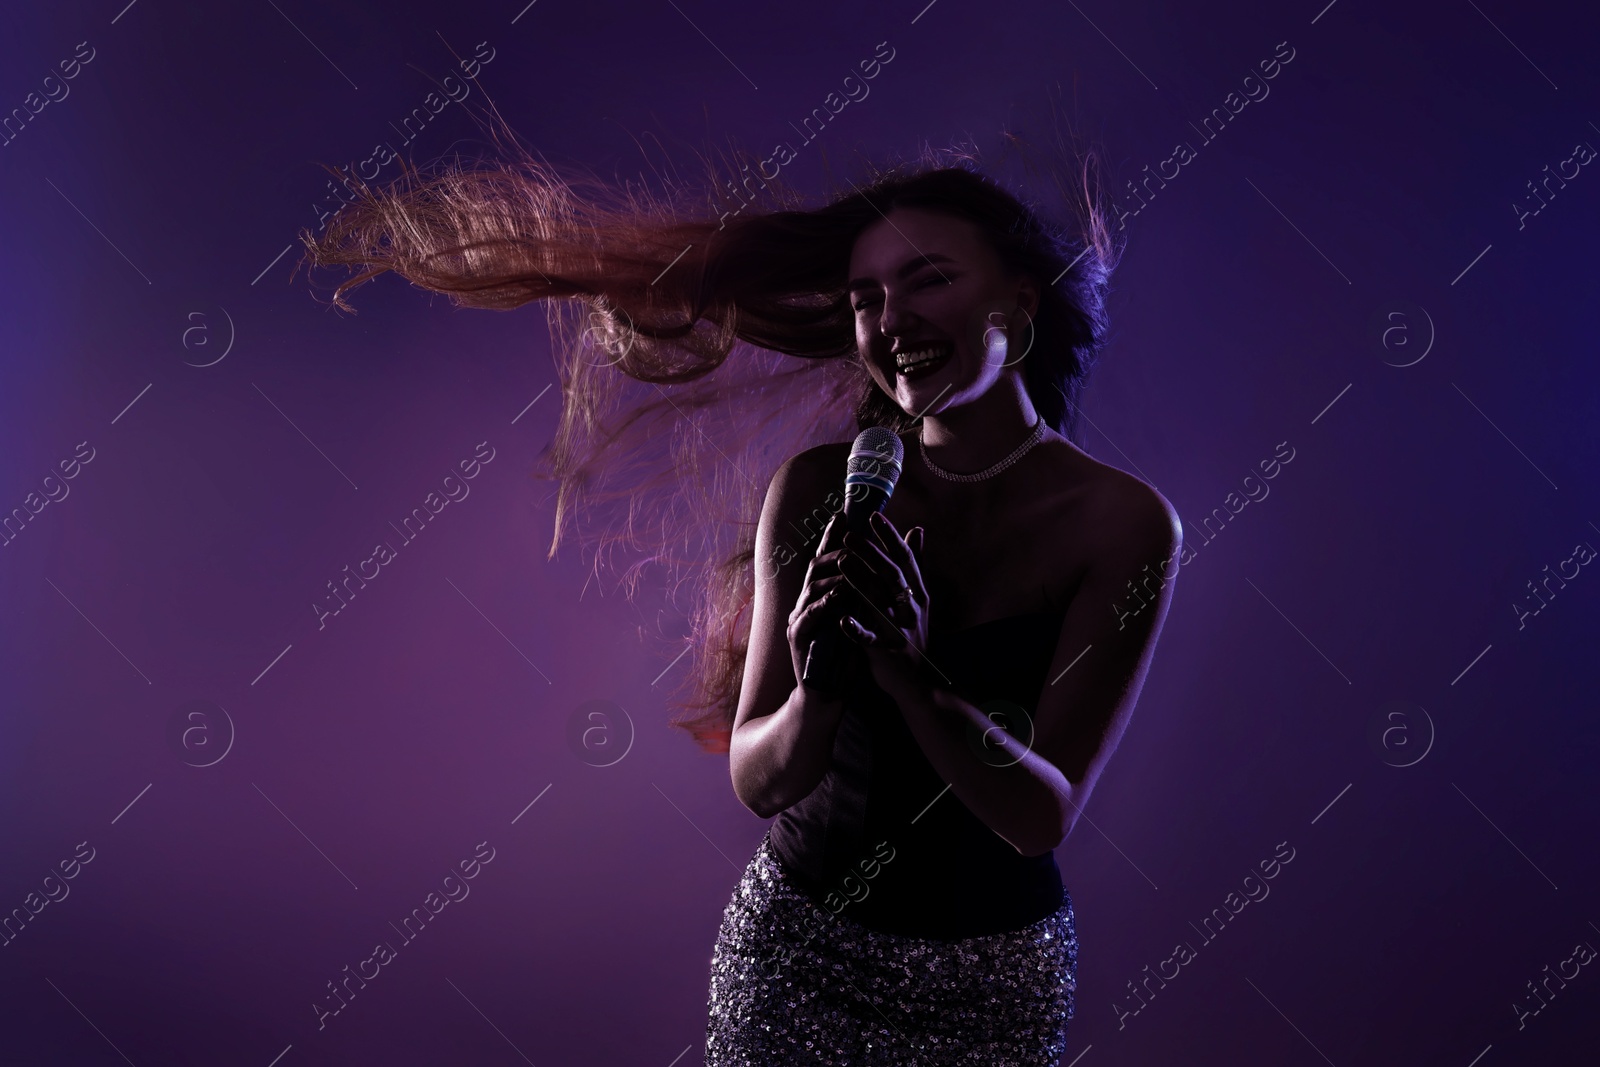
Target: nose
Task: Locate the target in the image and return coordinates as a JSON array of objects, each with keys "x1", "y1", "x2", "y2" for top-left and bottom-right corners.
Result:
[{"x1": 877, "y1": 290, "x2": 920, "y2": 341}]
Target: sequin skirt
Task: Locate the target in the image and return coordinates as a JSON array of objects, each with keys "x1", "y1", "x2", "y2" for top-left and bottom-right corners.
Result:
[{"x1": 705, "y1": 831, "x2": 1077, "y2": 1066}]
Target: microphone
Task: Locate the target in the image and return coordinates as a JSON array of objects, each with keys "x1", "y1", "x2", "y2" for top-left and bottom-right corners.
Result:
[{"x1": 800, "y1": 427, "x2": 905, "y2": 695}]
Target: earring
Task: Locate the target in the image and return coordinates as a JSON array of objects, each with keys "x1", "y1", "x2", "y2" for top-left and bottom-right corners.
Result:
[
  {"x1": 986, "y1": 306, "x2": 1033, "y2": 368},
  {"x1": 983, "y1": 311, "x2": 1010, "y2": 366}
]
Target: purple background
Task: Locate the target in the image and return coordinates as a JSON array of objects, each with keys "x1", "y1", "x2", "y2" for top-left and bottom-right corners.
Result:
[{"x1": 3, "y1": 1, "x2": 1598, "y2": 1064}]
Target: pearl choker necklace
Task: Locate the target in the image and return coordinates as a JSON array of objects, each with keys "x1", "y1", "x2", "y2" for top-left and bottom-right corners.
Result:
[{"x1": 918, "y1": 416, "x2": 1046, "y2": 483}]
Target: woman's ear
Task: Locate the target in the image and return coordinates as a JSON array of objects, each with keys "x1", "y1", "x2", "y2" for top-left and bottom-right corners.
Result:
[{"x1": 1016, "y1": 275, "x2": 1040, "y2": 320}]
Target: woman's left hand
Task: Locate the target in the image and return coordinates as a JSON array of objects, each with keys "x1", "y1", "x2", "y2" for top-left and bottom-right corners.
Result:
[{"x1": 837, "y1": 512, "x2": 930, "y2": 687}]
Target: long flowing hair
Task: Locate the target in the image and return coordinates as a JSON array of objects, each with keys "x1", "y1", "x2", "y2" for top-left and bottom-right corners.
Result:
[{"x1": 295, "y1": 112, "x2": 1123, "y2": 755}]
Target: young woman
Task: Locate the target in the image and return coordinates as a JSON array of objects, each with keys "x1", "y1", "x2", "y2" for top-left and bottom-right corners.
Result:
[{"x1": 300, "y1": 139, "x2": 1180, "y2": 1065}]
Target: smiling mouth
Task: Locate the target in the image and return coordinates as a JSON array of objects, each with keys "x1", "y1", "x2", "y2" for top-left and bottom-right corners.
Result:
[{"x1": 892, "y1": 345, "x2": 952, "y2": 377}]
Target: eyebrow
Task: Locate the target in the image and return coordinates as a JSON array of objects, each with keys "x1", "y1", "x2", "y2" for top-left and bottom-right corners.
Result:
[{"x1": 846, "y1": 252, "x2": 956, "y2": 292}]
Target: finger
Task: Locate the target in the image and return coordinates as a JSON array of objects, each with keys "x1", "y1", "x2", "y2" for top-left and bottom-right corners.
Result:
[
  {"x1": 817, "y1": 545, "x2": 853, "y2": 565},
  {"x1": 904, "y1": 527, "x2": 927, "y2": 596},
  {"x1": 802, "y1": 545, "x2": 847, "y2": 589},
  {"x1": 837, "y1": 559, "x2": 904, "y2": 614},
  {"x1": 839, "y1": 575, "x2": 908, "y2": 640},
  {"x1": 849, "y1": 606, "x2": 907, "y2": 651},
  {"x1": 814, "y1": 511, "x2": 845, "y2": 557},
  {"x1": 797, "y1": 576, "x2": 873, "y2": 628},
  {"x1": 867, "y1": 512, "x2": 916, "y2": 572},
  {"x1": 872, "y1": 517, "x2": 927, "y2": 602},
  {"x1": 866, "y1": 510, "x2": 906, "y2": 554},
  {"x1": 841, "y1": 532, "x2": 906, "y2": 589},
  {"x1": 801, "y1": 512, "x2": 845, "y2": 576},
  {"x1": 840, "y1": 613, "x2": 878, "y2": 646},
  {"x1": 794, "y1": 586, "x2": 848, "y2": 638},
  {"x1": 801, "y1": 572, "x2": 849, "y2": 607}
]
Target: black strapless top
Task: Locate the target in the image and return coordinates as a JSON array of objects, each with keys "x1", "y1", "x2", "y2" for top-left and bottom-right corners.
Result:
[{"x1": 767, "y1": 609, "x2": 1068, "y2": 940}]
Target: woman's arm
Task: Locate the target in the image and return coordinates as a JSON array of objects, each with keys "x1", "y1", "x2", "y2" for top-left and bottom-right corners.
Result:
[
  {"x1": 730, "y1": 687, "x2": 847, "y2": 819},
  {"x1": 857, "y1": 480, "x2": 1182, "y2": 855},
  {"x1": 728, "y1": 446, "x2": 854, "y2": 819}
]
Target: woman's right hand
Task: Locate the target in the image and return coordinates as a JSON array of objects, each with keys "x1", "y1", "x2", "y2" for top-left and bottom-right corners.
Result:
[{"x1": 787, "y1": 510, "x2": 856, "y2": 691}]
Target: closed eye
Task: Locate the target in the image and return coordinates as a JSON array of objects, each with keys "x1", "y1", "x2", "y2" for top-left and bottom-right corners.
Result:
[{"x1": 852, "y1": 273, "x2": 953, "y2": 311}]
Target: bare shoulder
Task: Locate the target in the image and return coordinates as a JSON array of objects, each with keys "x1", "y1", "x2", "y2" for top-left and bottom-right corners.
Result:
[
  {"x1": 767, "y1": 440, "x2": 851, "y2": 514},
  {"x1": 1041, "y1": 440, "x2": 1182, "y2": 560},
  {"x1": 775, "y1": 440, "x2": 851, "y2": 485},
  {"x1": 757, "y1": 440, "x2": 853, "y2": 555}
]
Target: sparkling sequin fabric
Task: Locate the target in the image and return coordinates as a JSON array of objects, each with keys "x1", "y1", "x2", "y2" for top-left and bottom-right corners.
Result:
[{"x1": 706, "y1": 831, "x2": 1077, "y2": 1065}]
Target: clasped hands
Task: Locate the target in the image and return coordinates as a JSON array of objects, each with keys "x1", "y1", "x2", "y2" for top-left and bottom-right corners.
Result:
[{"x1": 812, "y1": 509, "x2": 932, "y2": 687}]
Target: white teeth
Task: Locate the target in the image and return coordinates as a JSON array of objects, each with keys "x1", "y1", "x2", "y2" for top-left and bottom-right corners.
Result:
[{"x1": 894, "y1": 347, "x2": 946, "y2": 372}]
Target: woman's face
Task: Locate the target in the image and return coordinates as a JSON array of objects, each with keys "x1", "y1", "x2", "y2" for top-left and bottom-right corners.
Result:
[{"x1": 847, "y1": 206, "x2": 1038, "y2": 418}]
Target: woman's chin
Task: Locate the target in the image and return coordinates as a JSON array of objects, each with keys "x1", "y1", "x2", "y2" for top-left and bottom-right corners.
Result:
[{"x1": 892, "y1": 368, "x2": 966, "y2": 411}]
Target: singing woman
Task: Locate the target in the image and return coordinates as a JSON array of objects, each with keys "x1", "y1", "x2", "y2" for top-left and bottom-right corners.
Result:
[{"x1": 299, "y1": 132, "x2": 1180, "y2": 1065}]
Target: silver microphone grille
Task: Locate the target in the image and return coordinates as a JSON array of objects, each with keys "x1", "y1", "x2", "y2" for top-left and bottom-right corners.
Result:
[{"x1": 844, "y1": 426, "x2": 904, "y2": 499}]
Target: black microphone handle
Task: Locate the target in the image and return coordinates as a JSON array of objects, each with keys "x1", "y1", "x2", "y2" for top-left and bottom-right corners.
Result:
[{"x1": 799, "y1": 491, "x2": 887, "y2": 695}]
